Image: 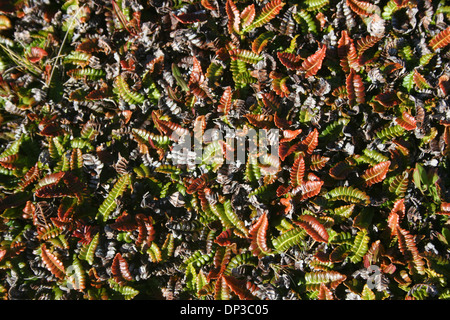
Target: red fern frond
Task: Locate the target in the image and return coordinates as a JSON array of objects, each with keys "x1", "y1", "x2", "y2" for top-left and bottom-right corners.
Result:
[
  {"x1": 252, "y1": 33, "x2": 273, "y2": 54},
  {"x1": 111, "y1": 252, "x2": 133, "y2": 284},
  {"x1": 280, "y1": 129, "x2": 302, "y2": 142},
  {"x1": 278, "y1": 140, "x2": 303, "y2": 161},
  {"x1": 363, "y1": 240, "x2": 383, "y2": 268},
  {"x1": 277, "y1": 185, "x2": 292, "y2": 197},
  {"x1": 329, "y1": 160, "x2": 355, "y2": 180},
  {"x1": 438, "y1": 74, "x2": 450, "y2": 96},
  {"x1": 189, "y1": 82, "x2": 213, "y2": 100},
  {"x1": 309, "y1": 154, "x2": 330, "y2": 171},
  {"x1": 300, "y1": 128, "x2": 319, "y2": 154},
  {"x1": 346, "y1": 69, "x2": 365, "y2": 105},
  {"x1": 280, "y1": 193, "x2": 293, "y2": 215},
  {"x1": 290, "y1": 156, "x2": 305, "y2": 187},
  {"x1": 294, "y1": 180, "x2": 324, "y2": 201},
  {"x1": 318, "y1": 283, "x2": 334, "y2": 300},
  {"x1": 186, "y1": 173, "x2": 209, "y2": 194},
  {"x1": 214, "y1": 229, "x2": 235, "y2": 246},
  {"x1": 277, "y1": 52, "x2": 303, "y2": 70},
  {"x1": 35, "y1": 184, "x2": 73, "y2": 199},
  {"x1": 301, "y1": 44, "x2": 327, "y2": 78},
  {"x1": 214, "y1": 275, "x2": 232, "y2": 300},
  {"x1": 86, "y1": 87, "x2": 111, "y2": 100},
  {"x1": 240, "y1": 4, "x2": 255, "y2": 29},
  {"x1": 189, "y1": 56, "x2": 204, "y2": 85},
  {"x1": 346, "y1": 0, "x2": 379, "y2": 17},
  {"x1": 152, "y1": 112, "x2": 190, "y2": 139},
  {"x1": 387, "y1": 199, "x2": 405, "y2": 236},
  {"x1": 273, "y1": 112, "x2": 291, "y2": 130},
  {"x1": 294, "y1": 214, "x2": 329, "y2": 243},
  {"x1": 263, "y1": 93, "x2": 282, "y2": 112},
  {"x1": 136, "y1": 214, "x2": 155, "y2": 249},
  {"x1": 429, "y1": 26, "x2": 450, "y2": 51},
  {"x1": 19, "y1": 163, "x2": 39, "y2": 189},
  {"x1": 347, "y1": 41, "x2": 360, "y2": 71},
  {"x1": 396, "y1": 227, "x2": 425, "y2": 275},
  {"x1": 209, "y1": 246, "x2": 232, "y2": 281},
  {"x1": 361, "y1": 161, "x2": 390, "y2": 186},
  {"x1": 76, "y1": 38, "x2": 99, "y2": 54},
  {"x1": 338, "y1": 30, "x2": 353, "y2": 73},
  {"x1": 244, "y1": 114, "x2": 274, "y2": 129},
  {"x1": 226, "y1": 0, "x2": 241, "y2": 34},
  {"x1": 436, "y1": 202, "x2": 450, "y2": 215},
  {"x1": 374, "y1": 91, "x2": 400, "y2": 108},
  {"x1": 395, "y1": 111, "x2": 416, "y2": 131},
  {"x1": 245, "y1": 0, "x2": 285, "y2": 31},
  {"x1": 201, "y1": 0, "x2": 218, "y2": 11},
  {"x1": 218, "y1": 86, "x2": 233, "y2": 114},
  {"x1": 248, "y1": 213, "x2": 271, "y2": 258},
  {"x1": 270, "y1": 72, "x2": 290, "y2": 97},
  {"x1": 41, "y1": 244, "x2": 66, "y2": 280},
  {"x1": 223, "y1": 275, "x2": 255, "y2": 300},
  {"x1": 356, "y1": 35, "x2": 382, "y2": 54},
  {"x1": 413, "y1": 69, "x2": 430, "y2": 90}
]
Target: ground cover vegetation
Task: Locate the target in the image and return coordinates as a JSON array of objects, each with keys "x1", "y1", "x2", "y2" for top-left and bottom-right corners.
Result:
[{"x1": 0, "y1": 0, "x2": 449, "y2": 300}]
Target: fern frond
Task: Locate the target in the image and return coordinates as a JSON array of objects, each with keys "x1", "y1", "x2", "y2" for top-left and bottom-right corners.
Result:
[
  {"x1": 396, "y1": 227, "x2": 425, "y2": 275},
  {"x1": 375, "y1": 125, "x2": 405, "y2": 141},
  {"x1": 229, "y1": 49, "x2": 263, "y2": 64},
  {"x1": 277, "y1": 52, "x2": 303, "y2": 70},
  {"x1": 290, "y1": 155, "x2": 305, "y2": 187},
  {"x1": 223, "y1": 199, "x2": 249, "y2": 237},
  {"x1": 79, "y1": 232, "x2": 99, "y2": 265},
  {"x1": 429, "y1": 26, "x2": 450, "y2": 51},
  {"x1": 252, "y1": 31, "x2": 275, "y2": 54},
  {"x1": 273, "y1": 227, "x2": 307, "y2": 252},
  {"x1": 304, "y1": 271, "x2": 346, "y2": 291},
  {"x1": 302, "y1": 44, "x2": 327, "y2": 78},
  {"x1": 226, "y1": 0, "x2": 241, "y2": 34},
  {"x1": 67, "y1": 255, "x2": 86, "y2": 291},
  {"x1": 248, "y1": 213, "x2": 271, "y2": 258},
  {"x1": 114, "y1": 75, "x2": 145, "y2": 104},
  {"x1": 346, "y1": 69, "x2": 365, "y2": 105},
  {"x1": 346, "y1": 0, "x2": 379, "y2": 17},
  {"x1": 40, "y1": 244, "x2": 66, "y2": 280},
  {"x1": 293, "y1": 215, "x2": 329, "y2": 243},
  {"x1": 67, "y1": 68, "x2": 106, "y2": 80},
  {"x1": 242, "y1": 0, "x2": 285, "y2": 33},
  {"x1": 111, "y1": 252, "x2": 133, "y2": 284},
  {"x1": 241, "y1": 4, "x2": 256, "y2": 29},
  {"x1": 361, "y1": 161, "x2": 390, "y2": 187},
  {"x1": 97, "y1": 174, "x2": 131, "y2": 222},
  {"x1": 325, "y1": 186, "x2": 370, "y2": 205},
  {"x1": 350, "y1": 229, "x2": 370, "y2": 263}
]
